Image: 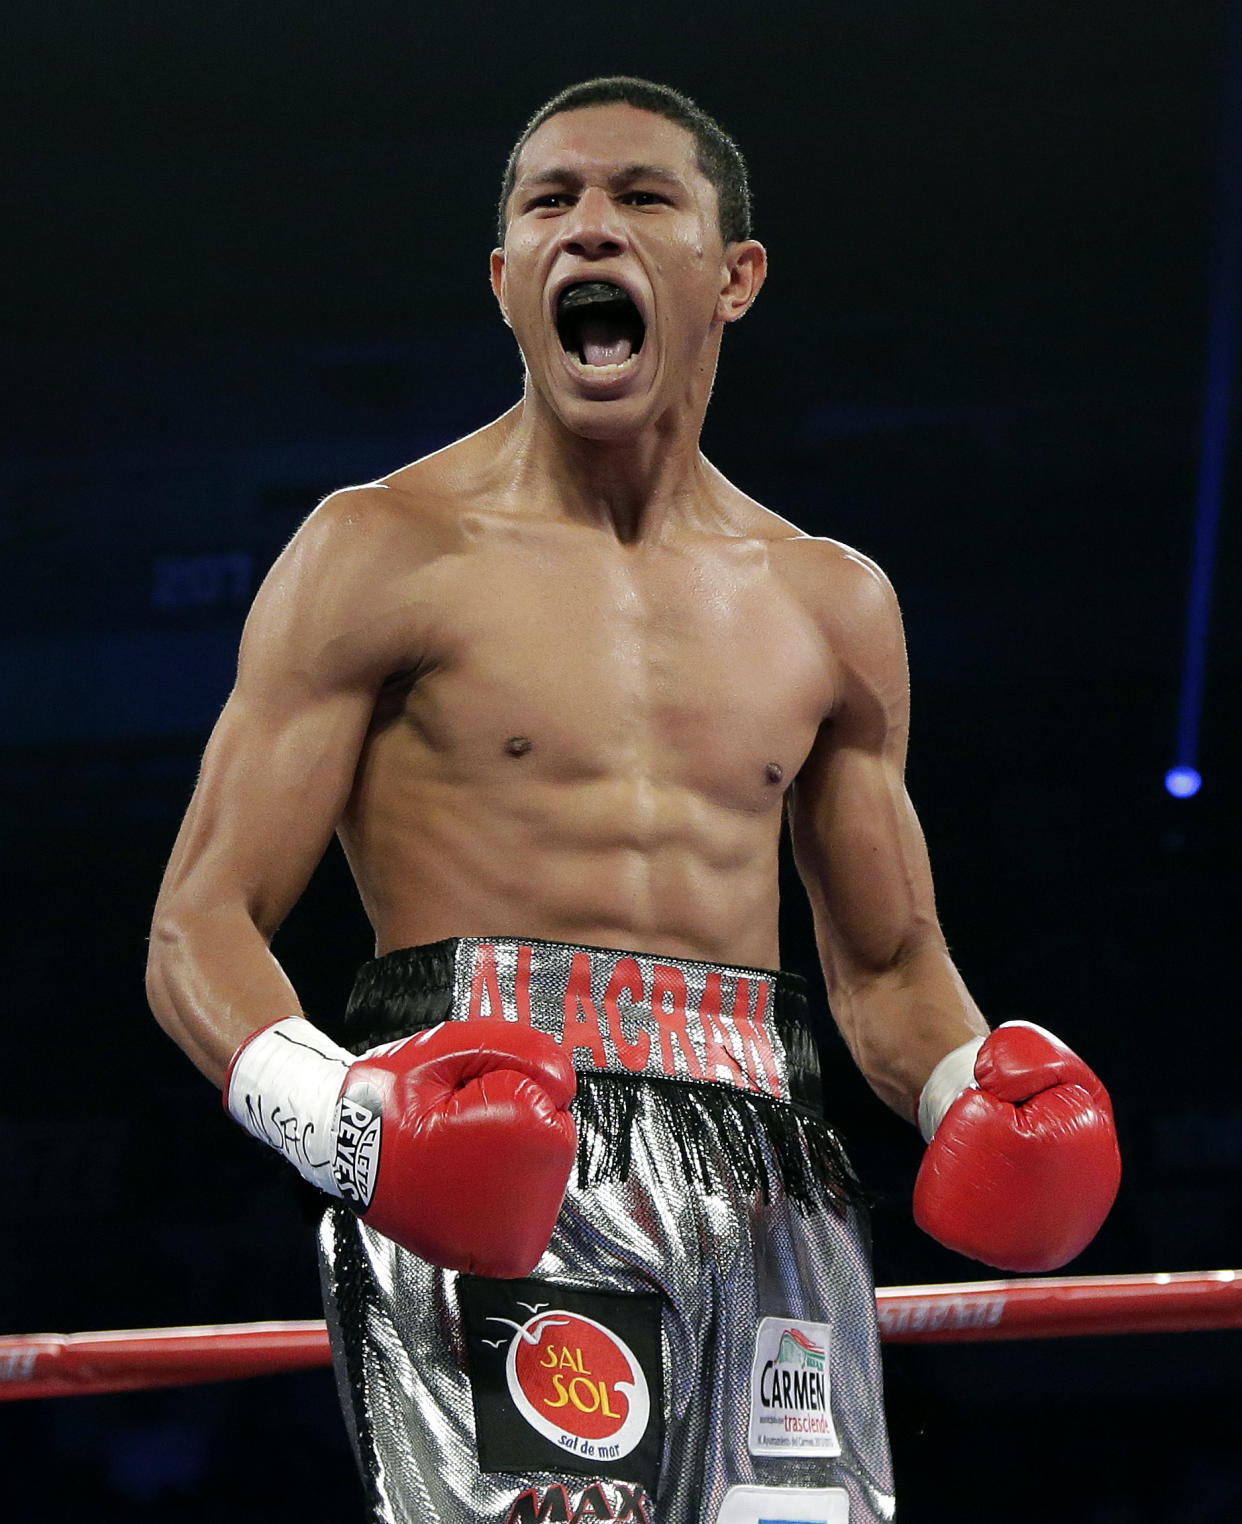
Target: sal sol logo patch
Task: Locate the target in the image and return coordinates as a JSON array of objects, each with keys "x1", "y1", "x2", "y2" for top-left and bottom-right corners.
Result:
[
  {"x1": 460, "y1": 1276, "x2": 663, "y2": 1495},
  {"x1": 747, "y1": 1318, "x2": 840, "y2": 1458},
  {"x1": 501, "y1": 1480, "x2": 651, "y2": 1523}
]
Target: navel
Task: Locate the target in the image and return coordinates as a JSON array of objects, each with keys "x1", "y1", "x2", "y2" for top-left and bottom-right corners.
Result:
[
  {"x1": 765, "y1": 761, "x2": 784, "y2": 785},
  {"x1": 504, "y1": 736, "x2": 533, "y2": 758}
]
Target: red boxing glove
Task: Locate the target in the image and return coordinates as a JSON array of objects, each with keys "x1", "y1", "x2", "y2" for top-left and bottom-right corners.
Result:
[
  {"x1": 913, "y1": 1021, "x2": 1121, "y2": 1272},
  {"x1": 226, "y1": 1018, "x2": 578, "y2": 1279}
]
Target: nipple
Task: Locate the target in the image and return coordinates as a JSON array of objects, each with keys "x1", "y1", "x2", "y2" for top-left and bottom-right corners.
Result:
[
  {"x1": 765, "y1": 762, "x2": 784, "y2": 785},
  {"x1": 505, "y1": 736, "x2": 533, "y2": 758}
]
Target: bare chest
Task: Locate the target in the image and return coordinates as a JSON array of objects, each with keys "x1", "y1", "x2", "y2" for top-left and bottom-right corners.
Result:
[{"x1": 396, "y1": 532, "x2": 834, "y2": 797}]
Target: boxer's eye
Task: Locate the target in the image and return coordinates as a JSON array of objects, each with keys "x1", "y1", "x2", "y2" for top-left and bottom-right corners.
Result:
[{"x1": 555, "y1": 282, "x2": 645, "y2": 359}]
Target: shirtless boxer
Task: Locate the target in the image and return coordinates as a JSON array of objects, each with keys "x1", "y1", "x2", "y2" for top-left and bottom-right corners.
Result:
[{"x1": 146, "y1": 78, "x2": 1120, "y2": 1524}]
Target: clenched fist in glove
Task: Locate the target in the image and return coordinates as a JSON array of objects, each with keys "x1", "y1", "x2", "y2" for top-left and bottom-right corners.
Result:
[
  {"x1": 913, "y1": 1021, "x2": 1120, "y2": 1273},
  {"x1": 225, "y1": 1017, "x2": 577, "y2": 1278}
]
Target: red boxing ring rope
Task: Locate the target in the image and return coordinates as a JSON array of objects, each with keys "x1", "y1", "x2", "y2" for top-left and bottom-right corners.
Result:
[{"x1": 2, "y1": 1270, "x2": 1237, "y2": 1402}]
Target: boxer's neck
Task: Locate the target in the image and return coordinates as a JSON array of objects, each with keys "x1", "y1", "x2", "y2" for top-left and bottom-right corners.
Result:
[{"x1": 497, "y1": 395, "x2": 724, "y2": 544}]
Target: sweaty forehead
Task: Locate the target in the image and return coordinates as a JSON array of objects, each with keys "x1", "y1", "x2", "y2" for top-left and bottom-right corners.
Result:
[{"x1": 514, "y1": 103, "x2": 704, "y2": 190}]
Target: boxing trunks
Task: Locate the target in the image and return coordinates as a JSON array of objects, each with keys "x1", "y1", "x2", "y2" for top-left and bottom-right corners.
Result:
[{"x1": 318, "y1": 937, "x2": 895, "y2": 1524}]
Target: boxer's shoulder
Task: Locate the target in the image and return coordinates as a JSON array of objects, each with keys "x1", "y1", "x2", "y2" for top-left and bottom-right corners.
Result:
[
  {"x1": 766, "y1": 531, "x2": 902, "y2": 649},
  {"x1": 239, "y1": 476, "x2": 461, "y2": 688},
  {"x1": 754, "y1": 530, "x2": 909, "y2": 744},
  {"x1": 270, "y1": 460, "x2": 488, "y2": 610},
  {"x1": 372, "y1": 426, "x2": 560, "y2": 543},
  {"x1": 307, "y1": 465, "x2": 470, "y2": 560}
]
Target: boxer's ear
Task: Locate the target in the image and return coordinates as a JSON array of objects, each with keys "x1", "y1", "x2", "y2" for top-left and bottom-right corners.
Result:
[
  {"x1": 717, "y1": 240, "x2": 767, "y2": 324},
  {"x1": 490, "y1": 249, "x2": 512, "y2": 328}
]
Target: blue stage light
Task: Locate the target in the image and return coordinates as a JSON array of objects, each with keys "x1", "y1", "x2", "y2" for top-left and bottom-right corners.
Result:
[
  {"x1": 1164, "y1": 767, "x2": 1202, "y2": 799},
  {"x1": 1167, "y1": 0, "x2": 1241, "y2": 812}
]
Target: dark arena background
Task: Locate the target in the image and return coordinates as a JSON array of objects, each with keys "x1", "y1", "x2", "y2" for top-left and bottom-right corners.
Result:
[{"x1": 3, "y1": 4, "x2": 1240, "y2": 1520}]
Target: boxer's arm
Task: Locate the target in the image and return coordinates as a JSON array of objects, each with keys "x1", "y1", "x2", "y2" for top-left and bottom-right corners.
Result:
[
  {"x1": 789, "y1": 549, "x2": 988, "y2": 1122},
  {"x1": 146, "y1": 488, "x2": 412, "y2": 1087}
]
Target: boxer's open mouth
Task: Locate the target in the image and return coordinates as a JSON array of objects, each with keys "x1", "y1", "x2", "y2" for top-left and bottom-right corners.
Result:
[{"x1": 556, "y1": 281, "x2": 646, "y2": 370}]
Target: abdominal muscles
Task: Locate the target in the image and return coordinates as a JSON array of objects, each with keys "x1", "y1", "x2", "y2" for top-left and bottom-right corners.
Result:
[{"x1": 340, "y1": 760, "x2": 786, "y2": 969}]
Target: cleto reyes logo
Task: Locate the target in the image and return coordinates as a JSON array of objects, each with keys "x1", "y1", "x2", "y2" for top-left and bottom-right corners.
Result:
[
  {"x1": 331, "y1": 1084, "x2": 382, "y2": 1209},
  {"x1": 488, "y1": 1305, "x2": 651, "y2": 1464}
]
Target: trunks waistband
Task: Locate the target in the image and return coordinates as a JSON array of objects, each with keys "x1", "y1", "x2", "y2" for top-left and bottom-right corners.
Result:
[
  {"x1": 342, "y1": 936, "x2": 824, "y2": 1112},
  {"x1": 342, "y1": 937, "x2": 858, "y2": 1211}
]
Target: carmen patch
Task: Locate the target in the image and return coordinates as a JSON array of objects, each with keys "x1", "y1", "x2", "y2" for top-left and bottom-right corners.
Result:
[
  {"x1": 747, "y1": 1318, "x2": 840, "y2": 1458},
  {"x1": 460, "y1": 1276, "x2": 664, "y2": 1495}
]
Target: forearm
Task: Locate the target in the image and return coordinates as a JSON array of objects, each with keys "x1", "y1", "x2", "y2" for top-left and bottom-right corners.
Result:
[
  {"x1": 825, "y1": 936, "x2": 989, "y2": 1123},
  {"x1": 146, "y1": 900, "x2": 306, "y2": 1088}
]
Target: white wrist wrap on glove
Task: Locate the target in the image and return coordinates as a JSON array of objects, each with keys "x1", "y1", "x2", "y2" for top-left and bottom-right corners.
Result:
[
  {"x1": 918, "y1": 1021, "x2": 1054, "y2": 1141},
  {"x1": 918, "y1": 1033, "x2": 987, "y2": 1143},
  {"x1": 225, "y1": 1018, "x2": 353, "y2": 1197}
]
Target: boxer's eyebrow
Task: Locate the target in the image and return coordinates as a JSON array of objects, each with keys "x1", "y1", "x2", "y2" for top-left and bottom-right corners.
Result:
[
  {"x1": 516, "y1": 168, "x2": 580, "y2": 195},
  {"x1": 608, "y1": 163, "x2": 685, "y2": 191},
  {"x1": 517, "y1": 163, "x2": 686, "y2": 194}
]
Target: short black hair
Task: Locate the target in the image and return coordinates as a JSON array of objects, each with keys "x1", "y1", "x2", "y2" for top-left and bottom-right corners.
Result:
[{"x1": 497, "y1": 76, "x2": 752, "y2": 246}]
